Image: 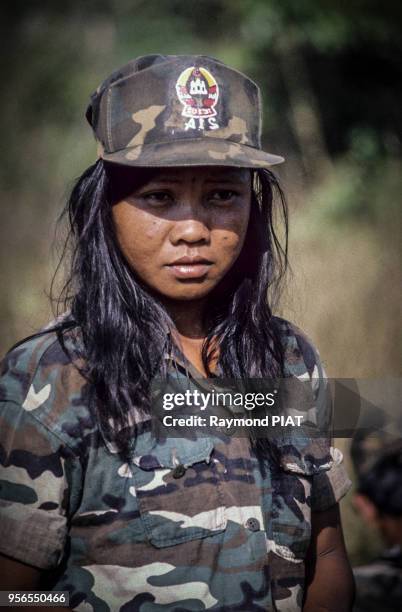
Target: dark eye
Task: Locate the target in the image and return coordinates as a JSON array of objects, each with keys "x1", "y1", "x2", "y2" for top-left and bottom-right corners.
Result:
[
  {"x1": 143, "y1": 191, "x2": 173, "y2": 206},
  {"x1": 209, "y1": 190, "x2": 238, "y2": 205}
]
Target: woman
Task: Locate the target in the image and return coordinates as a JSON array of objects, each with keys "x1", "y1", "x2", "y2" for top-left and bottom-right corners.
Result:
[{"x1": 0, "y1": 54, "x2": 354, "y2": 611}]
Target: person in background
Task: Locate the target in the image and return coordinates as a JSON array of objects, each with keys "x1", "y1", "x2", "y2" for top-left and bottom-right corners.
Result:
[{"x1": 351, "y1": 424, "x2": 402, "y2": 612}]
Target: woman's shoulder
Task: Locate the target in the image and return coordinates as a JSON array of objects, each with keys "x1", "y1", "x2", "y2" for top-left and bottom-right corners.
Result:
[
  {"x1": 0, "y1": 320, "x2": 91, "y2": 452},
  {"x1": 0, "y1": 321, "x2": 81, "y2": 400},
  {"x1": 272, "y1": 315, "x2": 325, "y2": 380}
]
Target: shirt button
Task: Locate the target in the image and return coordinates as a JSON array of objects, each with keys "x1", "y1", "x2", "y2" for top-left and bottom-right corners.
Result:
[
  {"x1": 172, "y1": 464, "x2": 186, "y2": 479},
  {"x1": 245, "y1": 517, "x2": 260, "y2": 532}
]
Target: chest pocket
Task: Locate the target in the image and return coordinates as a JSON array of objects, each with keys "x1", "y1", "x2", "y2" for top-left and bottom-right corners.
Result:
[
  {"x1": 131, "y1": 432, "x2": 227, "y2": 548},
  {"x1": 269, "y1": 435, "x2": 333, "y2": 563}
]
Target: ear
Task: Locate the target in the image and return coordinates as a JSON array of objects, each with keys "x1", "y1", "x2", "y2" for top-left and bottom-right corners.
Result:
[{"x1": 353, "y1": 493, "x2": 379, "y2": 526}]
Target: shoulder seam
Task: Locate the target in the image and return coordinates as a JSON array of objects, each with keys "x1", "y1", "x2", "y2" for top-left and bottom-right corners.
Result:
[
  {"x1": 30, "y1": 332, "x2": 71, "y2": 384},
  {"x1": 9, "y1": 330, "x2": 78, "y2": 399}
]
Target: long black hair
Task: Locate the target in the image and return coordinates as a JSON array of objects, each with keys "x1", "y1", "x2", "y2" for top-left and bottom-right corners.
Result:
[{"x1": 50, "y1": 159, "x2": 289, "y2": 460}]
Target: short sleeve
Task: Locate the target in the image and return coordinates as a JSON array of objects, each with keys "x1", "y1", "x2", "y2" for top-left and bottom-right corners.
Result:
[
  {"x1": 0, "y1": 399, "x2": 80, "y2": 569},
  {"x1": 291, "y1": 324, "x2": 352, "y2": 511},
  {"x1": 310, "y1": 446, "x2": 352, "y2": 511}
]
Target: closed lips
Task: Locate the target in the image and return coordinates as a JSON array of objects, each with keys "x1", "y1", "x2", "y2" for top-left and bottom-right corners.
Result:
[
  {"x1": 166, "y1": 256, "x2": 213, "y2": 279},
  {"x1": 167, "y1": 256, "x2": 213, "y2": 265}
]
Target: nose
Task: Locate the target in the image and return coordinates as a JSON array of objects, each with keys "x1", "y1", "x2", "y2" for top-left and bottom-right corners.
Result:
[
  {"x1": 170, "y1": 219, "x2": 210, "y2": 245},
  {"x1": 169, "y1": 200, "x2": 210, "y2": 246}
]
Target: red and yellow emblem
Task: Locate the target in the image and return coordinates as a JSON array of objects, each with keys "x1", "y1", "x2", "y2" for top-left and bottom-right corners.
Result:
[{"x1": 176, "y1": 66, "x2": 219, "y2": 130}]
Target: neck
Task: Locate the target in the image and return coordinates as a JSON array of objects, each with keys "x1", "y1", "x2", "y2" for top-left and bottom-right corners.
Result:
[
  {"x1": 158, "y1": 296, "x2": 220, "y2": 376},
  {"x1": 159, "y1": 297, "x2": 207, "y2": 339}
]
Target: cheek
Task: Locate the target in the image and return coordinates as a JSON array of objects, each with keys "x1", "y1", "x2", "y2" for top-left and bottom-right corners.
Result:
[
  {"x1": 213, "y1": 210, "x2": 250, "y2": 259},
  {"x1": 112, "y1": 203, "x2": 166, "y2": 266},
  {"x1": 218, "y1": 229, "x2": 244, "y2": 252}
]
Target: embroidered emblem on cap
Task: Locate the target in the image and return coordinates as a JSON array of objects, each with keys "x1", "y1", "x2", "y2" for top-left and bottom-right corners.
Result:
[{"x1": 176, "y1": 66, "x2": 219, "y2": 132}]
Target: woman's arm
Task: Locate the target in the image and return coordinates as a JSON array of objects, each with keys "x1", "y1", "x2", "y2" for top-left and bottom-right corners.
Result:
[
  {"x1": 303, "y1": 503, "x2": 355, "y2": 612},
  {"x1": 0, "y1": 553, "x2": 71, "y2": 611}
]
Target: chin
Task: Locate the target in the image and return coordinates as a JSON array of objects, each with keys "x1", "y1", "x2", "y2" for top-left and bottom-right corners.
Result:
[
  {"x1": 163, "y1": 283, "x2": 216, "y2": 301},
  {"x1": 171, "y1": 291, "x2": 213, "y2": 301}
]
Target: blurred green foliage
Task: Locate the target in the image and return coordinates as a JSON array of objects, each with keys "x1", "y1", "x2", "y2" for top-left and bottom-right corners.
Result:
[{"x1": 0, "y1": 0, "x2": 401, "y2": 565}]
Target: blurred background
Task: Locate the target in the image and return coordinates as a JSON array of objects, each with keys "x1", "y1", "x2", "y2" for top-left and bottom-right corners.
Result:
[{"x1": 1, "y1": 0, "x2": 401, "y2": 564}]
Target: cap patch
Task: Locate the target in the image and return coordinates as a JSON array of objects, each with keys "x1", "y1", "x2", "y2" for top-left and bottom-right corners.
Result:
[{"x1": 176, "y1": 66, "x2": 219, "y2": 132}]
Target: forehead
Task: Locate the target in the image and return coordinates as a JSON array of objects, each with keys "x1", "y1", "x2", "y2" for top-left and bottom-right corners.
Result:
[
  {"x1": 147, "y1": 166, "x2": 251, "y2": 183},
  {"x1": 107, "y1": 163, "x2": 252, "y2": 203}
]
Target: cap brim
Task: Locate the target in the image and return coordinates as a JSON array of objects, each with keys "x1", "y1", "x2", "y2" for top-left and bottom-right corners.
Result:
[{"x1": 101, "y1": 137, "x2": 284, "y2": 169}]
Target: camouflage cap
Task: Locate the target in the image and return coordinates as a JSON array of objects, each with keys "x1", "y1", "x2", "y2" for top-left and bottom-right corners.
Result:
[{"x1": 86, "y1": 54, "x2": 284, "y2": 169}]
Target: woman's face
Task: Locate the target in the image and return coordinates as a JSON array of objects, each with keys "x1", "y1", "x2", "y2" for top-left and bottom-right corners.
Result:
[{"x1": 111, "y1": 166, "x2": 252, "y2": 302}]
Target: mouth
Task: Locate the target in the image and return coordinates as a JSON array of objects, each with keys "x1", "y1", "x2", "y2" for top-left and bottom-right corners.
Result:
[{"x1": 165, "y1": 256, "x2": 213, "y2": 280}]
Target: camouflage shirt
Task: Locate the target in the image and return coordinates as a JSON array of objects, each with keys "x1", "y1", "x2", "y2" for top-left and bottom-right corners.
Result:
[{"x1": 0, "y1": 318, "x2": 351, "y2": 611}]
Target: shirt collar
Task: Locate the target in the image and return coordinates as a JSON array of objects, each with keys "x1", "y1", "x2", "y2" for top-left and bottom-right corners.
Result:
[{"x1": 163, "y1": 331, "x2": 222, "y2": 379}]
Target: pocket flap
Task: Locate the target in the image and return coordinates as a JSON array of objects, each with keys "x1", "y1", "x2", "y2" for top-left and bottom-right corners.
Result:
[
  {"x1": 132, "y1": 431, "x2": 214, "y2": 470},
  {"x1": 274, "y1": 434, "x2": 333, "y2": 475}
]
